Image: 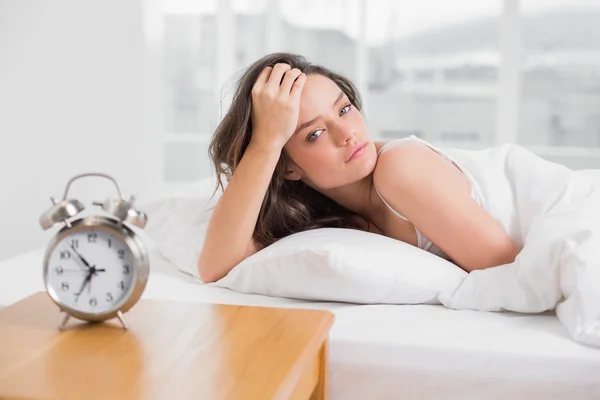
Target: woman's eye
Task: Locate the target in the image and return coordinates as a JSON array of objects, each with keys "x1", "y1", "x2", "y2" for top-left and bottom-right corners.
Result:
[
  {"x1": 340, "y1": 104, "x2": 351, "y2": 116},
  {"x1": 307, "y1": 129, "x2": 323, "y2": 142}
]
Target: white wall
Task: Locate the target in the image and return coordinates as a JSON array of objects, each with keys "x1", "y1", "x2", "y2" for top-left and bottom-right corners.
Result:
[{"x1": 0, "y1": 0, "x2": 163, "y2": 261}]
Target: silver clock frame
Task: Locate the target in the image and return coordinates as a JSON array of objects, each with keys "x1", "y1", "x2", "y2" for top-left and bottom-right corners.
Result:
[{"x1": 43, "y1": 215, "x2": 149, "y2": 329}]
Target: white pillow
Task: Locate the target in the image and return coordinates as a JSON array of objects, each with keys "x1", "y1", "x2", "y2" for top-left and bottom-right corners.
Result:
[
  {"x1": 210, "y1": 228, "x2": 467, "y2": 305},
  {"x1": 141, "y1": 178, "x2": 467, "y2": 305},
  {"x1": 140, "y1": 176, "x2": 222, "y2": 283}
]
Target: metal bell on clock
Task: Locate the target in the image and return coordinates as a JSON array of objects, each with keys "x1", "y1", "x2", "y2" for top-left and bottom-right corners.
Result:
[
  {"x1": 39, "y1": 198, "x2": 85, "y2": 230},
  {"x1": 125, "y1": 207, "x2": 148, "y2": 229},
  {"x1": 93, "y1": 196, "x2": 147, "y2": 229}
]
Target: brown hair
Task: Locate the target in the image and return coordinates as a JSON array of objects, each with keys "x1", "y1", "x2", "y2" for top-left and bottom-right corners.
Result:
[{"x1": 209, "y1": 52, "x2": 368, "y2": 250}]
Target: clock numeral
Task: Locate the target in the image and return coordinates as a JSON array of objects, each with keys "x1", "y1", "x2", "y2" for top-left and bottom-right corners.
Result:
[
  {"x1": 87, "y1": 233, "x2": 98, "y2": 243},
  {"x1": 61, "y1": 282, "x2": 69, "y2": 291},
  {"x1": 106, "y1": 293, "x2": 114, "y2": 303},
  {"x1": 89, "y1": 298, "x2": 97, "y2": 307},
  {"x1": 71, "y1": 239, "x2": 79, "y2": 249},
  {"x1": 117, "y1": 249, "x2": 125, "y2": 260},
  {"x1": 107, "y1": 238, "x2": 112, "y2": 248},
  {"x1": 123, "y1": 265, "x2": 130, "y2": 275},
  {"x1": 55, "y1": 266, "x2": 64, "y2": 275},
  {"x1": 60, "y1": 251, "x2": 71, "y2": 260},
  {"x1": 118, "y1": 281, "x2": 125, "y2": 291}
]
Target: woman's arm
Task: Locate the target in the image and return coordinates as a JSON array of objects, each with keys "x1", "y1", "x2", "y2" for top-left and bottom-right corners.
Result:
[
  {"x1": 198, "y1": 63, "x2": 307, "y2": 283},
  {"x1": 198, "y1": 142, "x2": 280, "y2": 283},
  {"x1": 373, "y1": 141, "x2": 521, "y2": 272}
]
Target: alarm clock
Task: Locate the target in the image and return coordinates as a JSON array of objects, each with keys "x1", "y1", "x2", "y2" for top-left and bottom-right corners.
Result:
[{"x1": 39, "y1": 172, "x2": 149, "y2": 330}]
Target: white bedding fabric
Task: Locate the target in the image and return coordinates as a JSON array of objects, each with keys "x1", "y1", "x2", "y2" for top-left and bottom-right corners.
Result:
[
  {"x1": 140, "y1": 141, "x2": 600, "y2": 350},
  {"x1": 439, "y1": 143, "x2": 600, "y2": 348},
  {"x1": 139, "y1": 144, "x2": 600, "y2": 346},
  {"x1": 1, "y1": 243, "x2": 599, "y2": 399}
]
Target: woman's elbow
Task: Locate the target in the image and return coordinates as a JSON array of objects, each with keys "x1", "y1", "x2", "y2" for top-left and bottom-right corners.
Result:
[
  {"x1": 466, "y1": 240, "x2": 521, "y2": 272},
  {"x1": 197, "y1": 252, "x2": 222, "y2": 284},
  {"x1": 494, "y1": 237, "x2": 521, "y2": 265}
]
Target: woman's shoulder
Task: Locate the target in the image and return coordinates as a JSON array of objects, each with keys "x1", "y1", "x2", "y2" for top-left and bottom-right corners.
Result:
[
  {"x1": 373, "y1": 138, "x2": 455, "y2": 191},
  {"x1": 374, "y1": 135, "x2": 425, "y2": 156},
  {"x1": 375, "y1": 137, "x2": 431, "y2": 167}
]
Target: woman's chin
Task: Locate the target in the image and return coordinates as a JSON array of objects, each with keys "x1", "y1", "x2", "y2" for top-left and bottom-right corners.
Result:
[{"x1": 355, "y1": 147, "x2": 378, "y2": 173}]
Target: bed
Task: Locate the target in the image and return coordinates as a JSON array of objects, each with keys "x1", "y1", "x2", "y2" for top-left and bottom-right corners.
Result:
[{"x1": 1, "y1": 244, "x2": 599, "y2": 399}]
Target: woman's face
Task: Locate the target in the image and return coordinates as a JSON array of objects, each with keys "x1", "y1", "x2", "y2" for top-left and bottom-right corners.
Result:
[{"x1": 283, "y1": 74, "x2": 377, "y2": 190}]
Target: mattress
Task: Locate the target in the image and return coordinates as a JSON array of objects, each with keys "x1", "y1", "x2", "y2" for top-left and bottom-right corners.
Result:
[{"x1": 1, "y1": 245, "x2": 599, "y2": 399}]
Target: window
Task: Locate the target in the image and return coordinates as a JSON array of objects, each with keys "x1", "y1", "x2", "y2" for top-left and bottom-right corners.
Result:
[
  {"x1": 367, "y1": 1, "x2": 501, "y2": 146},
  {"x1": 161, "y1": 0, "x2": 600, "y2": 186},
  {"x1": 164, "y1": 1, "x2": 217, "y2": 135},
  {"x1": 279, "y1": 0, "x2": 359, "y2": 81},
  {"x1": 519, "y1": 0, "x2": 600, "y2": 147},
  {"x1": 162, "y1": 0, "x2": 267, "y2": 188}
]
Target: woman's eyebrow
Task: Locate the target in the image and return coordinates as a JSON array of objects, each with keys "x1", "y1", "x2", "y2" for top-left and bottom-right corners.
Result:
[
  {"x1": 332, "y1": 91, "x2": 344, "y2": 107},
  {"x1": 294, "y1": 91, "x2": 345, "y2": 135},
  {"x1": 295, "y1": 116, "x2": 319, "y2": 136}
]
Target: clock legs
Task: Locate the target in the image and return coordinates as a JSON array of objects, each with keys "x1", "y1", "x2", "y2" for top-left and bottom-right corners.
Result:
[
  {"x1": 117, "y1": 310, "x2": 129, "y2": 330},
  {"x1": 57, "y1": 311, "x2": 128, "y2": 330},
  {"x1": 59, "y1": 312, "x2": 71, "y2": 330}
]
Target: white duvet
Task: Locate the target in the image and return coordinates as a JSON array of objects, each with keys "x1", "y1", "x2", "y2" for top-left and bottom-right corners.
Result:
[{"x1": 439, "y1": 143, "x2": 600, "y2": 348}]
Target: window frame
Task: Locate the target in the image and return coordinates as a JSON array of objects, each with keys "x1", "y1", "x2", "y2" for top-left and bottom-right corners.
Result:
[{"x1": 162, "y1": 0, "x2": 600, "y2": 188}]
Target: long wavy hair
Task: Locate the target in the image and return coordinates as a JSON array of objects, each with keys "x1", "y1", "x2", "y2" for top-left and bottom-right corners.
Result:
[{"x1": 209, "y1": 52, "x2": 370, "y2": 250}]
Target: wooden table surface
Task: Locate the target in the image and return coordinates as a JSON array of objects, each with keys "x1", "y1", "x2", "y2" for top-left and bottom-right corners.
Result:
[{"x1": 0, "y1": 292, "x2": 334, "y2": 400}]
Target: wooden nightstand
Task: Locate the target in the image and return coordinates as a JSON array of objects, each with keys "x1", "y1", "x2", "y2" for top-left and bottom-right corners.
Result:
[{"x1": 0, "y1": 292, "x2": 334, "y2": 400}]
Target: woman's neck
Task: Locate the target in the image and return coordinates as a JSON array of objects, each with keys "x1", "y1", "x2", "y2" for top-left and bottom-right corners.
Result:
[{"x1": 319, "y1": 172, "x2": 387, "y2": 226}]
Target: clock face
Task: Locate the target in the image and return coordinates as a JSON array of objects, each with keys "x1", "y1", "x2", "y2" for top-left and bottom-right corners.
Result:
[{"x1": 45, "y1": 227, "x2": 135, "y2": 315}]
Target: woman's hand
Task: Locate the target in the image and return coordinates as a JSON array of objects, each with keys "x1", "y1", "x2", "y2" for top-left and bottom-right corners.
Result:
[{"x1": 250, "y1": 63, "x2": 307, "y2": 151}]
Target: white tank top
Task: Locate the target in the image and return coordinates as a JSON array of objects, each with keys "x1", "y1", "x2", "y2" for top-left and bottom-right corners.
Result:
[{"x1": 374, "y1": 135, "x2": 485, "y2": 260}]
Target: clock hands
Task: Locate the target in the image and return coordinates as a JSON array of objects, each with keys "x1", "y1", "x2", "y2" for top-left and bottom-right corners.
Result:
[
  {"x1": 74, "y1": 272, "x2": 93, "y2": 301},
  {"x1": 58, "y1": 268, "x2": 106, "y2": 274},
  {"x1": 74, "y1": 267, "x2": 107, "y2": 301},
  {"x1": 69, "y1": 244, "x2": 93, "y2": 270},
  {"x1": 66, "y1": 244, "x2": 107, "y2": 302}
]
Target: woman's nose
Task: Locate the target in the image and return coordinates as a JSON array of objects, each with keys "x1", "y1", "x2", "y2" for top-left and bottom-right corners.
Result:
[{"x1": 331, "y1": 120, "x2": 355, "y2": 145}]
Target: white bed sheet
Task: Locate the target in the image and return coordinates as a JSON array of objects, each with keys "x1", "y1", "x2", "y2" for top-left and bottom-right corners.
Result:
[{"x1": 1, "y1": 246, "x2": 599, "y2": 399}]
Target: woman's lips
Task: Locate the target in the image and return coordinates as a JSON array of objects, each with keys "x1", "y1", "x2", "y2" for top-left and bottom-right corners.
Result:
[{"x1": 346, "y1": 142, "x2": 367, "y2": 162}]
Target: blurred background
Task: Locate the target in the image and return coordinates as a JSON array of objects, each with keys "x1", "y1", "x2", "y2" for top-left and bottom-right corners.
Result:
[{"x1": 1, "y1": 0, "x2": 599, "y2": 260}]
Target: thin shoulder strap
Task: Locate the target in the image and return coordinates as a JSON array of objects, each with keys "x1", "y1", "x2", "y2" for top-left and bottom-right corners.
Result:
[
  {"x1": 374, "y1": 186, "x2": 410, "y2": 222},
  {"x1": 374, "y1": 183, "x2": 424, "y2": 249},
  {"x1": 374, "y1": 135, "x2": 420, "y2": 222}
]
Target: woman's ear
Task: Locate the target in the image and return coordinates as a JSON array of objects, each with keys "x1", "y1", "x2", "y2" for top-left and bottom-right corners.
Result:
[{"x1": 283, "y1": 159, "x2": 302, "y2": 181}]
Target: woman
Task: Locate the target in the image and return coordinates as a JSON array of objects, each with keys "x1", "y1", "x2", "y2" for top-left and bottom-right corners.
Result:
[{"x1": 198, "y1": 52, "x2": 521, "y2": 283}]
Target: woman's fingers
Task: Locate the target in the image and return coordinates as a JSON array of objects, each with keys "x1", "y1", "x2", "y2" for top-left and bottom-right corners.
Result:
[
  {"x1": 252, "y1": 66, "x2": 272, "y2": 94},
  {"x1": 254, "y1": 64, "x2": 304, "y2": 98},
  {"x1": 264, "y1": 63, "x2": 291, "y2": 94},
  {"x1": 279, "y1": 68, "x2": 303, "y2": 95},
  {"x1": 249, "y1": 63, "x2": 307, "y2": 149},
  {"x1": 289, "y1": 72, "x2": 307, "y2": 101}
]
